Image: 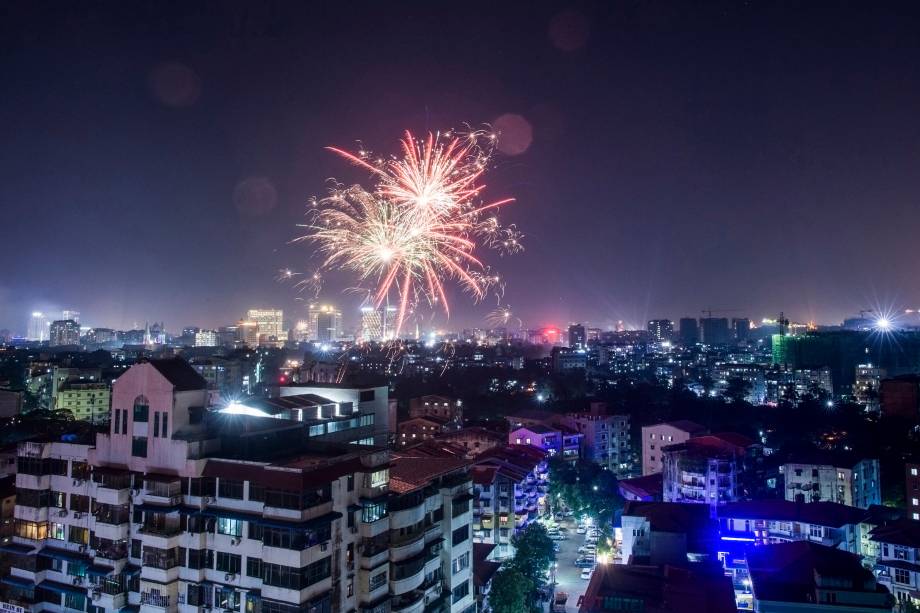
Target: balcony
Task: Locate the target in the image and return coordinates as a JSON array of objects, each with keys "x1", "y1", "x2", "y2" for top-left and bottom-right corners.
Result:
[
  {"x1": 390, "y1": 553, "x2": 425, "y2": 595},
  {"x1": 390, "y1": 532, "x2": 425, "y2": 561},
  {"x1": 140, "y1": 591, "x2": 170, "y2": 609},
  {"x1": 391, "y1": 590, "x2": 425, "y2": 613},
  {"x1": 143, "y1": 478, "x2": 183, "y2": 507}
]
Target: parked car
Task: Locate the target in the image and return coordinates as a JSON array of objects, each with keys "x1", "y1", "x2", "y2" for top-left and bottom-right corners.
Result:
[
  {"x1": 549, "y1": 533, "x2": 567, "y2": 541},
  {"x1": 575, "y1": 526, "x2": 586, "y2": 534},
  {"x1": 574, "y1": 557, "x2": 595, "y2": 568},
  {"x1": 580, "y1": 569, "x2": 593, "y2": 580}
]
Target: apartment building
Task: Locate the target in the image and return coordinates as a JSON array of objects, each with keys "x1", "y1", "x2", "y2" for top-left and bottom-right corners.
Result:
[
  {"x1": 469, "y1": 446, "x2": 547, "y2": 559},
  {"x1": 279, "y1": 382, "x2": 392, "y2": 446},
  {"x1": 508, "y1": 425, "x2": 581, "y2": 462},
  {"x1": 3, "y1": 358, "x2": 470, "y2": 613},
  {"x1": 661, "y1": 433, "x2": 760, "y2": 511},
  {"x1": 641, "y1": 420, "x2": 707, "y2": 476},
  {"x1": 388, "y1": 455, "x2": 476, "y2": 613},
  {"x1": 557, "y1": 408, "x2": 632, "y2": 477},
  {"x1": 781, "y1": 452, "x2": 881, "y2": 509},
  {"x1": 870, "y1": 519, "x2": 920, "y2": 610}
]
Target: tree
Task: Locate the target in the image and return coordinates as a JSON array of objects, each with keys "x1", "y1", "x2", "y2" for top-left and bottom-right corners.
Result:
[
  {"x1": 509, "y1": 522, "x2": 555, "y2": 580},
  {"x1": 724, "y1": 377, "x2": 752, "y2": 404},
  {"x1": 488, "y1": 568, "x2": 532, "y2": 613}
]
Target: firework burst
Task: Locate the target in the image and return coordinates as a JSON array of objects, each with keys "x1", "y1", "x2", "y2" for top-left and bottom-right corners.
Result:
[{"x1": 297, "y1": 128, "x2": 522, "y2": 337}]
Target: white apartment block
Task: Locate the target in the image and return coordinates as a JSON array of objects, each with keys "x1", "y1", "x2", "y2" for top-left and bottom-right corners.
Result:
[{"x1": 2, "y1": 358, "x2": 472, "y2": 613}]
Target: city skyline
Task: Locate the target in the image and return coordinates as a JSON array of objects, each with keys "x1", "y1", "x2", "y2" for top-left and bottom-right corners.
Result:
[{"x1": 4, "y1": 3, "x2": 920, "y2": 333}]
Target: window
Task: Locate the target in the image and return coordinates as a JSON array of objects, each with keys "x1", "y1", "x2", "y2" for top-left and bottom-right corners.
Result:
[
  {"x1": 368, "y1": 469, "x2": 388, "y2": 488},
  {"x1": 217, "y1": 517, "x2": 243, "y2": 538},
  {"x1": 452, "y1": 579, "x2": 470, "y2": 603},
  {"x1": 153, "y1": 412, "x2": 160, "y2": 437},
  {"x1": 359, "y1": 390, "x2": 375, "y2": 402},
  {"x1": 894, "y1": 568, "x2": 910, "y2": 584},
  {"x1": 369, "y1": 571, "x2": 387, "y2": 591},
  {"x1": 131, "y1": 437, "x2": 147, "y2": 458},
  {"x1": 216, "y1": 552, "x2": 242, "y2": 574},
  {"x1": 113, "y1": 409, "x2": 121, "y2": 434},
  {"x1": 50, "y1": 522, "x2": 65, "y2": 540},
  {"x1": 68, "y1": 526, "x2": 89, "y2": 545},
  {"x1": 189, "y1": 477, "x2": 216, "y2": 497},
  {"x1": 215, "y1": 587, "x2": 240, "y2": 611},
  {"x1": 133, "y1": 396, "x2": 149, "y2": 422},
  {"x1": 219, "y1": 479, "x2": 244, "y2": 500},
  {"x1": 162, "y1": 413, "x2": 168, "y2": 437},
  {"x1": 452, "y1": 525, "x2": 470, "y2": 546},
  {"x1": 188, "y1": 549, "x2": 213, "y2": 570},
  {"x1": 809, "y1": 525, "x2": 822, "y2": 538},
  {"x1": 142, "y1": 546, "x2": 179, "y2": 570},
  {"x1": 452, "y1": 552, "x2": 470, "y2": 575},
  {"x1": 249, "y1": 483, "x2": 265, "y2": 502},
  {"x1": 64, "y1": 593, "x2": 87, "y2": 611},
  {"x1": 362, "y1": 501, "x2": 387, "y2": 523},
  {"x1": 70, "y1": 494, "x2": 90, "y2": 513},
  {"x1": 262, "y1": 558, "x2": 331, "y2": 590},
  {"x1": 246, "y1": 557, "x2": 263, "y2": 578}
]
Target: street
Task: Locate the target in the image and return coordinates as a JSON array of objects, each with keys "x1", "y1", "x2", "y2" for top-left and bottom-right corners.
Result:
[{"x1": 546, "y1": 517, "x2": 593, "y2": 613}]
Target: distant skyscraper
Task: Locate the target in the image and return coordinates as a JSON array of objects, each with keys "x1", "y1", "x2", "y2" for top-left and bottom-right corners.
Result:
[
  {"x1": 700, "y1": 317, "x2": 731, "y2": 345},
  {"x1": 61, "y1": 309, "x2": 80, "y2": 323},
  {"x1": 361, "y1": 307, "x2": 383, "y2": 342},
  {"x1": 678, "y1": 317, "x2": 699, "y2": 346},
  {"x1": 568, "y1": 323, "x2": 586, "y2": 348},
  {"x1": 647, "y1": 319, "x2": 674, "y2": 342},
  {"x1": 308, "y1": 304, "x2": 342, "y2": 342},
  {"x1": 49, "y1": 319, "x2": 80, "y2": 346},
  {"x1": 237, "y1": 321, "x2": 260, "y2": 347},
  {"x1": 247, "y1": 308, "x2": 284, "y2": 345},
  {"x1": 733, "y1": 318, "x2": 751, "y2": 342},
  {"x1": 28, "y1": 312, "x2": 48, "y2": 341},
  {"x1": 194, "y1": 330, "x2": 219, "y2": 347}
]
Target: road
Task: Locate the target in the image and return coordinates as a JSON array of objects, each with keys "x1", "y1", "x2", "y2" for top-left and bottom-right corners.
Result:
[{"x1": 547, "y1": 517, "x2": 593, "y2": 613}]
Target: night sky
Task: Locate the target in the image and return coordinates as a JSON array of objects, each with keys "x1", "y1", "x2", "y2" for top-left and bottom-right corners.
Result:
[{"x1": 3, "y1": 1, "x2": 920, "y2": 334}]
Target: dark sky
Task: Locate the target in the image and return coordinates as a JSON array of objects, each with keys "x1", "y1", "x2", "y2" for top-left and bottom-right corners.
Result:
[{"x1": 3, "y1": 1, "x2": 920, "y2": 334}]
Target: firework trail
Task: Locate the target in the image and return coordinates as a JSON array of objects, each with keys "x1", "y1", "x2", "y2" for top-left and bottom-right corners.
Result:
[
  {"x1": 486, "y1": 305, "x2": 522, "y2": 330},
  {"x1": 295, "y1": 128, "x2": 522, "y2": 337}
]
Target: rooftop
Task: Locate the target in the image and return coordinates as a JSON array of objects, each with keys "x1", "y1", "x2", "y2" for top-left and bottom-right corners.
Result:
[
  {"x1": 579, "y1": 563, "x2": 736, "y2": 613},
  {"x1": 746, "y1": 541, "x2": 889, "y2": 607},
  {"x1": 146, "y1": 357, "x2": 207, "y2": 391},
  {"x1": 719, "y1": 500, "x2": 870, "y2": 528},
  {"x1": 389, "y1": 456, "x2": 469, "y2": 494},
  {"x1": 870, "y1": 518, "x2": 920, "y2": 549}
]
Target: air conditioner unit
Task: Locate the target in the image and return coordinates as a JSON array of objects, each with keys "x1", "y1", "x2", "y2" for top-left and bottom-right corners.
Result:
[
  {"x1": 203, "y1": 496, "x2": 213, "y2": 504},
  {"x1": 91, "y1": 590, "x2": 102, "y2": 601},
  {"x1": 72, "y1": 577, "x2": 83, "y2": 586},
  {"x1": 230, "y1": 538, "x2": 240, "y2": 546},
  {"x1": 79, "y1": 545, "x2": 87, "y2": 553},
  {"x1": 224, "y1": 573, "x2": 236, "y2": 581},
  {"x1": 59, "y1": 509, "x2": 69, "y2": 517},
  {"x1": 74, "y1": 512, "x2": 84, "y2": 519}
]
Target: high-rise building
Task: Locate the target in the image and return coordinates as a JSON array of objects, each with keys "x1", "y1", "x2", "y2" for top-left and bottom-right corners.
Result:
[
  {"x1": 733, "y1": 317, "x2": 751, "y2": 342},
  {"x1": 237, "y1": 320, "x2": 260, "y2": 347},
  {"x1": 700, "y1": 317, "x2": 731, "y2": 345},
  {"x1": 568, "y1": 323, "x2": 586, "y2": 348},
  {"x1": 62, "y1": 309, "x2": 80, "y2": 323},
  {"x1": 194, "y1": 329, "x2": 219, "y2": 347},
  {"x1": 678, "y1": 317, "x2": 699, "y2": 346},
  {"x1": 7, "y1": 357, "x2": 475, "y2": 613},
  {"x1": 305, "y1": 304, "x2": 342, "y2": 342},
  {"x1": 27, "y1": 311, "x2": 48, "y2": 342},
  {"x1": 647, "y1": 319, "x2": 674, "y2": 343},
  {"x1": 49, "y1": 319, "x2": 80, "y2": 346},
  {"x1": 246, "y1": 308, "x2": 284, "y2": 345},
  {"x1": 360, "y1": 307, "x2": 383, "y2": 342}
]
